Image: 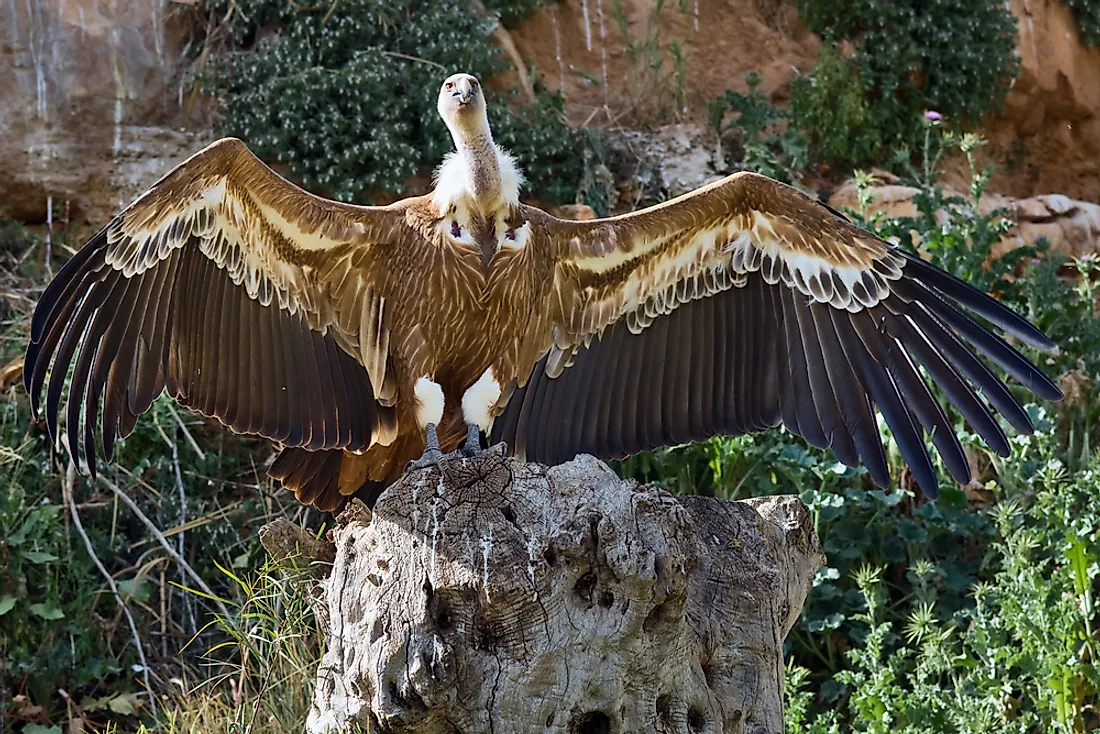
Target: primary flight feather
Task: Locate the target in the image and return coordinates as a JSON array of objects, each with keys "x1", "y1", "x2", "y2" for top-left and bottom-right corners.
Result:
[{"x1": 25, "y1": 73, "x2": 1063, "y2": 510}]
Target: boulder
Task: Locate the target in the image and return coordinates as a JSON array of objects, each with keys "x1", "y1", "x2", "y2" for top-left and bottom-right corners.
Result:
[{"x1": 829, "y1": 175, "x2": 1100, "y2": 259}]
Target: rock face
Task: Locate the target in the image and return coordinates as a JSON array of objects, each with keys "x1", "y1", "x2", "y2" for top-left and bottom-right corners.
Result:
[
  {"x1": 972, "y1": 0, "x2": 1100, "y2": 202},
  {"x1": 509, "y1": 0, "x2": 821, "y2": 124},
  {"x1": 829, "y1": 175, "x2": 1100, "y2": 259},
  {"x1": 510, "y1": 0, "x2": 1100, "y2": 205},
  {"x1": 5, "y1": 0, "x2": 1100, "y2": 231},
  {"x1": 305, "y1": 454, "x2": 824, "y2": 734},
  {"x1": 0, "y1": 0, "x2": 207, "y2": 225}
]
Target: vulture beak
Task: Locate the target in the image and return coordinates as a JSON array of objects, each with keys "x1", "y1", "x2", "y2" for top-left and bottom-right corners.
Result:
[{"x1": 455, "y1": 80, "x2": 474, "y2": 106}]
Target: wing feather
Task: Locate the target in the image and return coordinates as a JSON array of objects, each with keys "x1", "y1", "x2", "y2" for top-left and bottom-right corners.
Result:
[
  {"x1": 588, "y1": 324, "x2": 623, "y2": 456},
  {"x1": 25, "y1": 137, "x2": 408, "y2": 472},
  {"x1": 836, "y1": 308, "x2": 934, "y2": 493},
  {"x1": 494, "y1": 171, "x2": 1061, "y2": 498}
]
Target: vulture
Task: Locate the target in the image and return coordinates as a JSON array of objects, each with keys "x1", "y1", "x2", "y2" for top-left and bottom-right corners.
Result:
[{"x1": 25, "y1": 73, "x2": 1062, "y2": 511}]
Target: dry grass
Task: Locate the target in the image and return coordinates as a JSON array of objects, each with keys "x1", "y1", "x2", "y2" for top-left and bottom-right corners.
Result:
[{"x1": 140, "y1": 560, "x2": 324, "y2": 734}]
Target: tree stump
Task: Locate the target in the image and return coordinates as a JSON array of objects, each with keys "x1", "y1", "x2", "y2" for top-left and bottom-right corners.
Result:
[{"x1": 272, "y1": 453, "x2": 824, "y2": 734}]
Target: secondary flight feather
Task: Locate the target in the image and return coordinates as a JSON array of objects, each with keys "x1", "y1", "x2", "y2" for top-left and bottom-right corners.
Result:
[{"x1": 25, "y1": 73, "x2": 1063, "y2": 510}]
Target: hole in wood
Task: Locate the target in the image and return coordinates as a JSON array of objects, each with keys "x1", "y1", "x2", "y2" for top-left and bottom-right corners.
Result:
[
  {"x1": 688, "y1": 706, "x2": 707, "y2": 732},
  {"x1": 643, "y1": 598, "x2": 677, "y2": 632},
  {"x1": 388, "y1": 679, "x2": 426, "y2": 711},
  {"x1": 573, "y1": 571, "x2": 597, "y2": 605},
  {"x1": 570, "y1": 710, "x2": 611, "y2": 734},
  {"x1": 655, "y1": 694, "x2": 672, "y2": 726},
  {"x1": 598, "y1": 590, "x2": 615, "y2": 608},
  {"x1": 500, "y1": 504, "x2": 518, "y2": 526},
  {"x1": 432, "y1": 598, "x2": 455, "y2": 633},
  {"x1": 543, "y1": 544, "x2": 558, "y2": 567},
  {"x1": 474, "y1": 623, "x2": 499, "y2": 651}
]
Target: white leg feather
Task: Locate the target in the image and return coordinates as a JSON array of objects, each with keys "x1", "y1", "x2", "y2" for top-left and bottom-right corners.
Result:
[
  {"x1": 461, "y1": 368, "x2": 502, "y2": 431},
  {"x1": 414, "y1": 377, "x2": 445, "y2": 428}
]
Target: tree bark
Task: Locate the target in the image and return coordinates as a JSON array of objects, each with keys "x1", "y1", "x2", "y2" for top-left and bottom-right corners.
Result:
[{"x1": 270, "y1": 453, "x2": 824, "y2": 734}]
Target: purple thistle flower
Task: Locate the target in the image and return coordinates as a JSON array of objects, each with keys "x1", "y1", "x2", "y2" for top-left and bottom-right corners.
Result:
[{"x1": 924, "y1": 110, "x2": 943, "y2": 121}]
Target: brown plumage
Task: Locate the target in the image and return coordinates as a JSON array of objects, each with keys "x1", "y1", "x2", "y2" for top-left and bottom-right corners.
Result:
[{"x1": 26, "y1": 73, "x2": 1062, "y2": 511}]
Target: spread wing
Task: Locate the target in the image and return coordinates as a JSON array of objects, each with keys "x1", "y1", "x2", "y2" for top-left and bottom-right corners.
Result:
[
  {"x1": 492, "y1": 172, "x2": 1062, "y2": 498},
  {"x1": 25, "y1": 137, "x2": 407, "y2": 475}
]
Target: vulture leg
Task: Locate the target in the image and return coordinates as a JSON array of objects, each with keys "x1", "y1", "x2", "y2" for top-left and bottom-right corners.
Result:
[
  {"x1": 456, "y1": 422, "x2": 487, "y2": 457},
  {"x1": 408, "y1": 423, "x2": 445, "y2": 468}
]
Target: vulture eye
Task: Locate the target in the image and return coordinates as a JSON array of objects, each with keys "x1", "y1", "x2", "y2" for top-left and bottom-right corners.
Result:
[
  {"x1": 471, "y1": 80, "x2": 479, "y2": 89},
  {"x1": 445, "y1": 82, "x2": 454, "y2": 91}
]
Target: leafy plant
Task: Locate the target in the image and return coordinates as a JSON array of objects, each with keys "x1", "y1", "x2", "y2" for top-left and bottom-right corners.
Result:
[
  {"x1": 791, "y1": 0, "x2": 1019, "y2": 169},
  {"x1": 787, "y1": 457, "x2": 1099, "y2": 733},
  {"x1": 706, "y1": 72, "x2": 807, "y2": 183},
  {"x1": 608, "y1": 0, "x2": 692, "y2": 123},
  {"x1": 788, "y1": 46, "x2": 882, "y2": 170},
  {"x1": 1063, "y1": 0, "x2": 1100, "y2": 47}
]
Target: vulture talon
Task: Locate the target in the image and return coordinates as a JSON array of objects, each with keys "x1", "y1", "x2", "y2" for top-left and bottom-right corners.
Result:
[{"x1": 408, "y1": 449, "x2": 446, "y2": 471}]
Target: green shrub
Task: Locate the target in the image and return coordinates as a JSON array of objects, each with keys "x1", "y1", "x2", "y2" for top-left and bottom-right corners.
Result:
[
  {"x1": 788, "y1": 48, "x2": 881, "y2": 170},
  {"x1": 706, "y1": 72, "x2": 807, "y2": 184},
  {"x1": 1063, "y1": 0, "x2": 1100, "y2": 47},
  {"x1": 201, "y1": 0, "x2": 582, "y2": 203},
  {"x1": 791, "y1": 0, "x2": 1018, "y2": 169},
  {"x1": 788, "y1": 456, "x2": 1099, "y2": 733}
]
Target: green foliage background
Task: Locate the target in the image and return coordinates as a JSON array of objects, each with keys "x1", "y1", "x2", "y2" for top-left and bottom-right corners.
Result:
[
  {"x1": 3, "y1": 0, "x2": 1100, "y2": 732},
  {"x1": 791, "y1": 0, "x2": 1019, "y2": 168}
]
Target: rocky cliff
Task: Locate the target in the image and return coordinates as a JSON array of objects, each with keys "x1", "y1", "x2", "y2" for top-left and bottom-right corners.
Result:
[
  {"x1": 0, "y1": 0, "x2": 208, "y2": 225},
  {"x1": 4, "y1": 0, "x2": 1100, "y2": 236}
]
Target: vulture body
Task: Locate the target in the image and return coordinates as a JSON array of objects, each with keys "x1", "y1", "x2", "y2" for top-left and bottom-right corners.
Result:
[{"x1": 25, "y1": 74, "x2": 1062, "y2": 511}]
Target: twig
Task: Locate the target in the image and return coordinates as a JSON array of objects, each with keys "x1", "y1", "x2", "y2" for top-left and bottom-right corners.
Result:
[
  {"x1": 167, "y1": 403, "x2": 206, "y2": 460},
  {"x1": 65, "y1": 461, "x2": 158, "y2": 717},
  {"x1": 98, "y1": 475, "x2": 233, "y2": 622},
  {"x1": 172, "y1": 436, "x2": 198, "y2": 636},
  {"x1": 128, "y1": 504, "x2": 240, "y2": 550},
  {"x1": 380, "y1": 50, "x2": 445, "y2": 71},
  {"x1": 320, "y1": 0, "x2": 339, "y2": 26}
]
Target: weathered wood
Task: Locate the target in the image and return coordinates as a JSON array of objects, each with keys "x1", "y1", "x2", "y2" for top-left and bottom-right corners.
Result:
[{"x1": 284, "y1": 454, "x2": 823, "y2": 734}]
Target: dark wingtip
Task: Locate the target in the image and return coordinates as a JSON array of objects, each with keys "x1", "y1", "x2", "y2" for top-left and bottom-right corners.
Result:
[
  {"x1": 918, "y1": 478, "x2": 940, "y2": 501},
  {"x1": 898, "y1": 250, "x2": 1058, "y2": 352},
  {"x1": 1030, "y1": 376, "x2": 1065, "y2": 403}
]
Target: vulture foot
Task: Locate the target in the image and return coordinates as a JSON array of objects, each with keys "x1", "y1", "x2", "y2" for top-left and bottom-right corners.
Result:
[
  {"x1": 407, "y1": 424, "x2": 506, "y2": 471},
  {"x1": 408, "y1": 423, "x2": 446, "y2": 469}
]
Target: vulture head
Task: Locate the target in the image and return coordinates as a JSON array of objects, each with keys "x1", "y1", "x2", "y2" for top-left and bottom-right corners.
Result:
[{"x1": 437, "y1": 73, "x2": 487, "y2": 133}]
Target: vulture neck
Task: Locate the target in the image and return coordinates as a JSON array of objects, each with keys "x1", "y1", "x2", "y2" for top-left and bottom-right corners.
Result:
[
  {"x1": 457, "y1": 130, "x2": 502, "y2": 205},
  {"x1": 433, "y1": 113, "x2": 521, "y2": 218}
]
